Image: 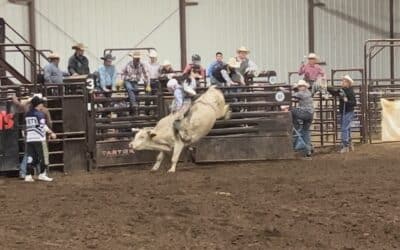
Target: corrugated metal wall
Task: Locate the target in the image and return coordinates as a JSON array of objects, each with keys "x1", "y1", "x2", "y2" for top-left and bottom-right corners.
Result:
[
  {"x1": 186, "y1": 0, "x2": 308, "y2": 82},
  {"x1": 0, "y1": 0, "x2": 399, "y2": 81},
  {"x1": 315, "y1": 0, "x2": 397, "y2": 80},
  {"x1": 34, "y1": 0, "x2": 180, "y2": 73},
  {"x1": 0, "y1": 0, "x2": 29, "y2": 75}
]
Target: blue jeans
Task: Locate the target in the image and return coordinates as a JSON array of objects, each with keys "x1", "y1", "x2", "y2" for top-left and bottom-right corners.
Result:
[
  {"x1": 124, "y1": 80, "x2": 139, "y2": 106},
  {"x1": 341, "y1": 111, "x2": 354, "y2": 147},
  {"x1": 19, "y1": 154, "x2": 27, "y2": 178},
  {"x1": 19, "y1": 153, "x2": 40, "y2": 178},
  {"x1": 292, "y1": 109, "x2": 313, "y2": 155}
]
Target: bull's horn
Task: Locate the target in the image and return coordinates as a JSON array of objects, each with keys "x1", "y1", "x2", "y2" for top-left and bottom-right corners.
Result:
[{"x1": 131, "y1": 128, "x2": 140, "y2": 132}]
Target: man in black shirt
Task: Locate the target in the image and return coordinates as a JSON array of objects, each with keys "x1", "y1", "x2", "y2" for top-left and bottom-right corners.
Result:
[
  {"x1": 328, "y1": 75, "x2": 357, "y2": 153},
  {"x1": 68, "y1": 43, "x2": 90, "y2": 76}
]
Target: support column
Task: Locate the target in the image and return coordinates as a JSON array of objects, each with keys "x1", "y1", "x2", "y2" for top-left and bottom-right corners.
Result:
[
  {"x1": 179, "y1": 0, "x2": 187, "y2": 70},
  {"x1": 307, "y1": 0, "x2": 315, "y2": 53},
  {"x1": 389, "y1": 0, "x2": 394, "y2": 84}
]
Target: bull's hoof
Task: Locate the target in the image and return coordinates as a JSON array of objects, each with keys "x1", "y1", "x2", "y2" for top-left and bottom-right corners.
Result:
[
  {"x1": 167, "y1": 169, "x2": 176, "y2": 173},
  {"x1": 150, "y1": 168, "x2": 159, "y2": 172}
]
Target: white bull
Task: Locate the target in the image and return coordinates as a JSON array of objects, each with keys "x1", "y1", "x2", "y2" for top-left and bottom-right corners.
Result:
[{"x1": 129, "y1": 86, "x2": 230, "y2": 173}]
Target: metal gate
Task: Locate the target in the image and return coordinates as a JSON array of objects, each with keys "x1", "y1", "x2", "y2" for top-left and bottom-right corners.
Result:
[
  {"x1": 88, "y1": 87, "x2": 162, "y2": 168},
  {"x1": 41, "y1": 79, "x2": 88, "y2": 172},
  {"x1": 0, "y1": 86, "x2": 19, "y2": 171},
  {"x1": 194, "y1": 83, "x2": 294, "y2": 162},
  {"x1": 364, "y1": 39, "x2": 400, "y2": 143}
]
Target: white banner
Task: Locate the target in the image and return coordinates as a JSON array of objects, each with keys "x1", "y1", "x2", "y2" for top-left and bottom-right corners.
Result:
[{"x1": 381, "y1": 99, "x2": 400, "y2": 141}]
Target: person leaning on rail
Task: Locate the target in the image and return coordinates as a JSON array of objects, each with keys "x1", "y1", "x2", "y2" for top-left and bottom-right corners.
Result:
[
  {"x1": 289, "y1": 80, "x2": 315, "y2": 159},
  {"x1": 327, "y1": 75, "x2": 357, "y2": 153}
]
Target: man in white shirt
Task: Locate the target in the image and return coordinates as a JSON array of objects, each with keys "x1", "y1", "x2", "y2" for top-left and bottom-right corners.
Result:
[{"x1": 145, "y1": 50, "x2": 161, "y2": 114}]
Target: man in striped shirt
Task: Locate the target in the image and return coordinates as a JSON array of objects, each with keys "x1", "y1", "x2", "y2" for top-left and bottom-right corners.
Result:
[{"x1": 24, "y1": 97, "x2": 56, "y2": 182}]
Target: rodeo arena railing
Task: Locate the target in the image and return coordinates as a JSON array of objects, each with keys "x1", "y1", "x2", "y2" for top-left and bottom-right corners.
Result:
[{"x1": 1, "y1": 40, "x2": 399, "y2": 172}]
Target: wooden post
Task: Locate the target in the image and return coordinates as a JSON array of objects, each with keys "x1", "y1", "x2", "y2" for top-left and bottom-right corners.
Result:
[
  {"x1": 0, "y1": 18, "x2": 5, "y2": 86},
  {"x1": 389, "y1": 0, "x2": 394, "y2": 84},
  {"x1": 179, "y1": 0, "x2": 198, "y2": 70},
  {"x1": 308, "y1": 0, "x2": 315, "y2": 53}
]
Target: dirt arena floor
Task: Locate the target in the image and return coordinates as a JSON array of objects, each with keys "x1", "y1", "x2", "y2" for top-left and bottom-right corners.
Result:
[{"x1": 1, "y1": 143, "x2": 400, "y2": 250}]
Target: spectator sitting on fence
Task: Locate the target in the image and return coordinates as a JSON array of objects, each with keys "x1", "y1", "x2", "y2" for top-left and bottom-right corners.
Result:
[
  {"x1": 98, "y1": 54, "x2": 117, "y2": 97},
  {"x1": 68, "y1": 43, "x2": 90, "y2": 76},
  {"x1": 211, "y1": 57, "x2": 243, "y2": 87},
  {"x1": 98, "y1": 53, "x2": 117, "y2": 96},
  {"x1": 44, "y1": 53, "x2": 69, "y2": 84},
  {"x1": 298, "y1": 53, "x2": 326, "y2": 87},
  {"x1": 327, "y1": 75, "x2": 357, "y2": 153},
  {"x1": 235, "y1": 46, "x2": 258, "y2": 82},
  {"x1": 183, "y1": 54, "x2": 206, "y2": 88},
  {"x1": 12, "y1": 94, "x2": 52, "y2": 179},
  {"x1": 121, "y1": 51, "x2": 149, "y2": 109},
  {"x1": 207, "y1": 52, "x2": 224, "y2": 83},
  {"x1": 24, "y1": 96, "x2": 56, "y2": 182},
  {"x1": 291, "y1": 80, "x2": 314, "y2": 159}
]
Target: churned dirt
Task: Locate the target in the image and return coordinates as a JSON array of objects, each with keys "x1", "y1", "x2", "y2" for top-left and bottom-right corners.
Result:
[{"x1": 0, "y1": 143, "x2": 400, "y2": 250}]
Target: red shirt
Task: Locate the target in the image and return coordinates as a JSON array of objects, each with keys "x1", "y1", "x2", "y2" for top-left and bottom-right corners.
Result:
[{"x1": 298, "y1": 63, "x2": 325, "y2": 81}]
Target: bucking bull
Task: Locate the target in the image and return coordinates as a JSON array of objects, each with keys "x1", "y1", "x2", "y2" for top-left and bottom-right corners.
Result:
[{"x1": 129, "y1": 86, "x2": 230, "y2": 173}]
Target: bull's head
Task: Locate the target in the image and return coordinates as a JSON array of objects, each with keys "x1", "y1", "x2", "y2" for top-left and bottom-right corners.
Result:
[
  {"x1": 129, "y1": 128, "x2": 171, "y2": 152},
  {"x1": 129, "y1": 128, "x2": 156, "y2": 150}
]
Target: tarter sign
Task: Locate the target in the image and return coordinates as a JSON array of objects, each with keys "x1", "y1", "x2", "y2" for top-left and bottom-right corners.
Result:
[
  {"x1": 101, "y1": 148, "x2": 135, "y2": 158},
  {"x1": 95, "y1": 140, "x2": 157, "y2": 167}
]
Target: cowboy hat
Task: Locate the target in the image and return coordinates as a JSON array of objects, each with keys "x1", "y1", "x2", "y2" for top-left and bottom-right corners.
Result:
[
  {"x1": 149, "y1": 50, "x2": 158, "y2": 58},
  {"x1": 227, "y1": 57, "x2": 240, "y2": 68},
  {"x1": 129, "y1": 51, "x2": 142, "y2": 59},
  {"x1": 236, "y1": 46, "x2": 250, "y2": 53},
  {"x1": 342, "y1": 75, "x2": 354, "y2": 85},
  {"x1": 48, "y1": 53, "x2": 60, "y2": 59},
  {"x1": 162, "y1": 60, "x2": 172, "y2": 66},
  {"x1": 307, "y1": 53, "x2": 318, "y2": 59},
  {"x1": 295, "y1": 80, "x2": 310, "y2": 88},
  {"x1": 72, "y1": 43, "x2": 87, "y2": 50},
  {"x1": 100, "y1": 53, "x2": 116, "y2": 61}
]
